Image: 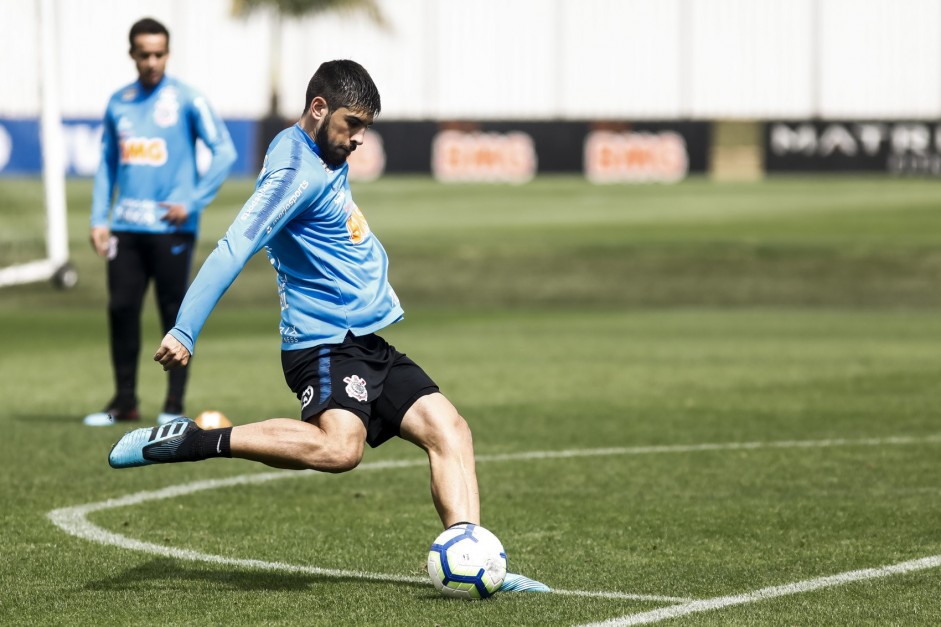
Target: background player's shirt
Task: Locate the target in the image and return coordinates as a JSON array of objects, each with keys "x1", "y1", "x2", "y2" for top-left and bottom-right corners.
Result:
[
  {"x1": 91, "y1": 75, "x2": 236, "y2": 235},
  {"x1": 170, "y1": 124, "x2": 403, "y2": 353}
]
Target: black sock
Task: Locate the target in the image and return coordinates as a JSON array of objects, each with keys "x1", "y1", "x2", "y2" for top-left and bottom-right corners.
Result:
[
  {"x1": 162, "y1": 396, "x2": 183, "y2": 415},
  {"x1": 448, "y1": 521, "x2": 474, "y2": 529},
  {"x1": 110, "y1": 393, "x2": 137, "y2": 411},
  {"x1": 173, "y1": 427, "x2": 232, "y2": 461}
]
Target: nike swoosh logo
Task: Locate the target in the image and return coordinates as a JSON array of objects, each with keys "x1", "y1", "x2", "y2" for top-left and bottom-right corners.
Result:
[
  {"x1": 171, "y1": 244, "x2": 188, "y2": 255},
  {"x1": 216, "y1": 435, "x2": 223, "y2": 454}
]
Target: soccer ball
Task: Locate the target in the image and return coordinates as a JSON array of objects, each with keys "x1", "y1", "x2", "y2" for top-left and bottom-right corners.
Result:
[
  {"x1": 427, "y1": 523, "x2": 507, "y2": 599},
  {"x1": 194, "y1": 410, "x2": 232, "y2": 429}
]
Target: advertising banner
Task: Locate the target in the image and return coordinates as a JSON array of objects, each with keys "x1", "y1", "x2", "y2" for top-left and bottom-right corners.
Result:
[
  {"x1": 766, "y1": 121, "x2": 941, "y2": 175},
  {"x1": 2, "y1": 118, "x2": 710, "y2": 183},
  {"x1": 0, "y1": 118, "x2": 258, "y2": 177},
  {"x1": 366, "y1": 120, "x2": 709, "y2": 182}
]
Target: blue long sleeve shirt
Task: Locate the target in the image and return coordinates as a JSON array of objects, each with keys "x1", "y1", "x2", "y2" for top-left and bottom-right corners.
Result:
[
  {"x1": 91, "y1": 75, "x2": 236, "y2": 234},
  {"x1": 170, "y1": 124, "x2": 403, "y2": 353}
]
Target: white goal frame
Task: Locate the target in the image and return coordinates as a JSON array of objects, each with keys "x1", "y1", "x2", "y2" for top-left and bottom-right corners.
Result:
[{"x1": 0, "y1": 0, "x2": 74, "y2": 289}]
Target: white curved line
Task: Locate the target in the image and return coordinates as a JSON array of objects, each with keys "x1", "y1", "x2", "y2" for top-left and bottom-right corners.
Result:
[
  {"x1": 47, "y1": 458, "x2": 688, "y2": 602},
  {"x1": 578, "y1": 555, "x2": 941, "y2": 626},
  {"x1": 48, "y1": 434, "x2": 941, "y2": 605}
]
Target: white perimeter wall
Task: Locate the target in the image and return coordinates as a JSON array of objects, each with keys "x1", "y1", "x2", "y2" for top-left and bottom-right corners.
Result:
[{"x1": 2, "y1": 0, "x2": 940, "y2": 120}]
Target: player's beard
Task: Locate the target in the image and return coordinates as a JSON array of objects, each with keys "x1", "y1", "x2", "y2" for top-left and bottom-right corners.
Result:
[{"x1": 315, "y1": 113, "x2": 352, "y2": 168}]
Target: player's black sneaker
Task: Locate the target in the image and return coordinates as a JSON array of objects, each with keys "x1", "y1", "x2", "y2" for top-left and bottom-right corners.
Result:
[
  {"x1": 108, "y1": 417, "x2": 198, "y2": 468},
  {"x1": 83, "y1": 397, "x2": 139, "y2": 427}
]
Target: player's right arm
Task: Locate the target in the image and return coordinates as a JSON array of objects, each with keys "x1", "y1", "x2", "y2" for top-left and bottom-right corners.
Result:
[
  {"x1": 90, "y1": 105, "x2": 118, "y2": 257},
  {"x1": 157, "y1": 159, "x2": 321, "y2": 367}
]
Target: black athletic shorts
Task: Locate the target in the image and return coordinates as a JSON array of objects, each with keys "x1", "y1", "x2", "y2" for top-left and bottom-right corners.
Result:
[{"x1": 281, "y1": 332, "x2": 439, "y2": 448}]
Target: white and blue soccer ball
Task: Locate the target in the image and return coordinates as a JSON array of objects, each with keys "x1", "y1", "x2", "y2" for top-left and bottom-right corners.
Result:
[{"x1": 427, "y1": 523, "x2": 507, "y2": 599}]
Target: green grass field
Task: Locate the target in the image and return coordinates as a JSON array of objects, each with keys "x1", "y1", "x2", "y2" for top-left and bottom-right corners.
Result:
[{"x1": 2, "y1": 176, "x2": 941, "y2": 625}]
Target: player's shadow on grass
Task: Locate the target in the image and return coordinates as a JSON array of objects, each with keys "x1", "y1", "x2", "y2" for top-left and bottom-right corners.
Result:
[{"x1": 84, "y1": 558, "x2": 429, "y2": 593}]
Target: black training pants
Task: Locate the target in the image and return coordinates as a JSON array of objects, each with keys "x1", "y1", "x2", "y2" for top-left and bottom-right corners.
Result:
[{"x1": 107, "y1": 231, "x2": 195, "y2": 410}]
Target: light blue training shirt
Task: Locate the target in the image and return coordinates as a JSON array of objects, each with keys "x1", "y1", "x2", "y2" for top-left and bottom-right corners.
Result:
[
  {"x1": 91, "y1": 75, "x2": 236, "y2": 234},
  {"x1": 170, "y1": 124, "x2": 404, "y2": 354}
]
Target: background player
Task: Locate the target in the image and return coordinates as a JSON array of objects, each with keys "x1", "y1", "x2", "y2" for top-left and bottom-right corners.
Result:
[
  {"x1": 84, "y1": 17, "x2": 237, "y2": 427},
  {"x1": 108, "y1": 59, "x2": 547, "y2": 592}
]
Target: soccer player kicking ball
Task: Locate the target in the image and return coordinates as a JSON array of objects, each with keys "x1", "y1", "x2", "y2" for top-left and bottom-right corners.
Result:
[{"x1": 109, "y1": 60, "x2": 548, "y2": 594}]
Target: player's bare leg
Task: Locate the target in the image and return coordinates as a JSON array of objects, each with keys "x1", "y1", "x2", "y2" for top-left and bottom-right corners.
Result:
[
  {"x1": 399, "y1": 392, "x2": 548, "y2": 592},
  {"x1": 399, "y1": 392, "x2": 480, "y2": 528},
  {"x1": 229, "y1": 410, "x2": 366, "y2": 472},
  {"x1": 109, "y1": 409, "x2": 366, "y2": 471}
]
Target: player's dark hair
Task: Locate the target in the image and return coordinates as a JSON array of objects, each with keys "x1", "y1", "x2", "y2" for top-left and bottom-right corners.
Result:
[
  {"x1": 304, "y1": 60, "x2": 381, "y2": 117},
  {"x1": 129, "y1": 17, "x2": 170, "y2": 52}
]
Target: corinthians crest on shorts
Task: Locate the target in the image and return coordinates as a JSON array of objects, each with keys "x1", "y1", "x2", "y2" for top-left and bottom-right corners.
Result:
[{"x1": 343, "y1": 374, "x2": 368, "y2": 402}]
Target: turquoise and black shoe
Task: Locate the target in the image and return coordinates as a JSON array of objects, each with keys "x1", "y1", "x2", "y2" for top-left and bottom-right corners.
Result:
[
  {"x1": 501, "y1": 572, "x2": 551, "y2": 592},
  {"x1": 108, "y1": 417, "x2": 196, "y2": 468}
]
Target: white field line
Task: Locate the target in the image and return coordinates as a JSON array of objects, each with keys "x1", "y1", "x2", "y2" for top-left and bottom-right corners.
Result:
[
  {"x1": 578, "y1": 555, "x2": 941, "y2": 626},
  {"x1": 48, "y1": 434, "x2": 941, "y2": 606},
  {"x1": 47, "y1": 459, "x2": 686, "y2": 603}
]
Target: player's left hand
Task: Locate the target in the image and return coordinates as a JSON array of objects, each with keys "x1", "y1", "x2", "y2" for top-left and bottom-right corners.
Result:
[
  {"x1": 154, "y1": 333, "x2": 191, "y2": 370},
  {"x1": 159, "y1": 202, "x2": 189, "y2": 226}
]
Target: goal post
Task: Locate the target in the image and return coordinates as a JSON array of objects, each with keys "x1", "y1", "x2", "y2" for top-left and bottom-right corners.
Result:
[{"x1": 0, "y1": 0, "x2": 75, "y2": 290}]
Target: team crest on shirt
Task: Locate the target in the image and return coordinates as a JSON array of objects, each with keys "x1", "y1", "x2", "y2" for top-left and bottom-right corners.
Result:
[
  {"x1": 153, "y1": 87, "x2": 180, "y2": 127},
  {"x1": 343, "y1": 375, "x2": 368, "y2": 402}
]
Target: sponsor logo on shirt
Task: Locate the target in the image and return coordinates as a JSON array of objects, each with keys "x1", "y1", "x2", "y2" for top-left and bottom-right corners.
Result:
[
  {"x1": 240, "y1": 179, "x2": 274, "y2": 222},
  {"x1": 120, "y1": 137, "x2": 168, "y2": 166},
  {"x1": 114, "y1": 198, "x2": 159, "y2": 226},
  {"x1": 265, "y1": 180, "x2": 310, "y2": 235},
  {"x1": 345, "y1": 202, "x2": 370, "y2": 244},
  {"x1": 283, "y1": 180, "x2": 309, "y2": 212},
  {"x1": 332, "y1": 188, "x2": 346, "y2": 207}
]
